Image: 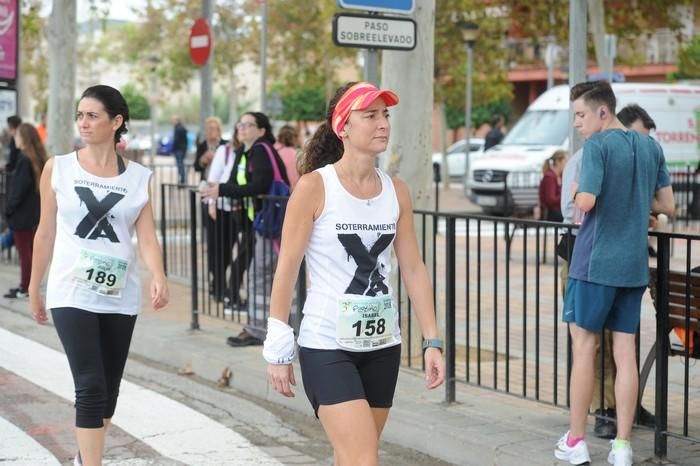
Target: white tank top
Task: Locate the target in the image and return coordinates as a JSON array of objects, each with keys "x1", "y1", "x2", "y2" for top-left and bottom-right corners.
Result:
[
  {"x1": 46, "y1": 152, "x2": 152, "y2": 315},
  {"x1": 297, "y1": 164, "x2": 402, "y2": 351}
]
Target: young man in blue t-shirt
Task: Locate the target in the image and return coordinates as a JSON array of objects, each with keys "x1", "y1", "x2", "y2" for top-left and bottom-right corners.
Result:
[{"x1": 554, "y1": 81, "x2": 675, "y2": 466}]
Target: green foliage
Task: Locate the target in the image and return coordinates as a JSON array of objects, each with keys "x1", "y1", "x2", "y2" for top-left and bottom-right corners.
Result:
[
  {"x1": 121, "y1": 84, "x2": 150, "y2": 120},
  {"x1": 102, "y1": 0, "x2": 251, "y2": 93},
  {"x1": 445, "y1": 100, "x2": 512, "y2": 130},
  {"x1": 266, "y1": 1, "x2": 357, "y2": 95},
  {"x1": 20, "y1": 1, "x2": 48, "y2": 117},
  {"x1": 671, "y1": 35, "x2": 700, "y2": 79},
  {"x1": 278, "y1": 85, "x2": 326, "y2": 122},
  {"x1": 505, "y1": 0, "x2": 694, "y2": 67},
  {"x1": 435, "y1": 1, "x2": 513, "y2": 127},
  {"x1": 213, "y1": 94, "x2": 230, "y2": 124}
]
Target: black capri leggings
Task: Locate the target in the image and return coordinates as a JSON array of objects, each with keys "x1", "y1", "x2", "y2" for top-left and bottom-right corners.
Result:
[{"x1": 51, "y1": 307, "x2": 137, "y2": 428}]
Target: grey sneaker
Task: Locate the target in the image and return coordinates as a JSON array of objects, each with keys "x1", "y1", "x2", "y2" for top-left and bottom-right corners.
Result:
[{"x1": 608, "y1": 441, "x2": 633, "y2": 466}]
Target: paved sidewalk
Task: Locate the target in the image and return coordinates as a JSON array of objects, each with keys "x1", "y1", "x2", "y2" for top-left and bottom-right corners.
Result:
[{"x1": 0, "y1": 262, "x2": 697, "y2": 465}]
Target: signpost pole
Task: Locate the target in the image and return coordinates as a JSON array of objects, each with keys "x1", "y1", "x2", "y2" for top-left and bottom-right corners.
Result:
[
  {"x1": 200, "y1": 0, "x2": 214, "y2": 146},
  {"x1": 364, "y1": 49, "x2": 379, "y2": 85}
]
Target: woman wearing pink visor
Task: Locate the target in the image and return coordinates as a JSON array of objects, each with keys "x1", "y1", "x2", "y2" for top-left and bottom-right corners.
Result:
[{"x1": 263, "y1": 81, "x2": 445, "y2": 465}]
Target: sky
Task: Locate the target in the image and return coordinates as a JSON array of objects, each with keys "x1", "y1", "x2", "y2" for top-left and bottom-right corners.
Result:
[
  {"x1": 40, "y1": 1, "x2": 144, "y2": 23},
  {"x1": 78, "y1": 0, "x2": 142, "y2": 22}
]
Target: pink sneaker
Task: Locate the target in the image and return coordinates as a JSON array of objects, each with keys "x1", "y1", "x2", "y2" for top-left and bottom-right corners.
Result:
[{"x1": 554, "y1": 431, "x2": 591, "y2": 465}]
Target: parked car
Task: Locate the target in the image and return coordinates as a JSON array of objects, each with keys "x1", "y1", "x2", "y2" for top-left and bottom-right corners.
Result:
[{"x1": 431, "y1": 138, "x2": 485, "y2": 179}]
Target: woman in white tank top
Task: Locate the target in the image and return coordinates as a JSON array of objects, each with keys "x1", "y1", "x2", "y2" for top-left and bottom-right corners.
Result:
[
  {"x1": 263, "y1": 82, "x2": 445, "y2": 465},
  {"x1": 28, "y1": 85, "x2": 169, "y2": 466}
]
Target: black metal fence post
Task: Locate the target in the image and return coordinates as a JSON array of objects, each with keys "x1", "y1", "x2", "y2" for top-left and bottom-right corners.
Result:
[
  {"x1": 433, "y1": 162, "x2": 441, "y2": 212},
  {"x1": 160, "y1": 183, "x2": 168, "y2": 276},
  {"x1": 189, "y1": 189, "x2": 200, "y2": 330},
  {"x1": 654, "y1": 233, "x2": 671, "y2": 459},
  {"x1": 445, "y1": 215, "x2": 457, "y2": 403}
]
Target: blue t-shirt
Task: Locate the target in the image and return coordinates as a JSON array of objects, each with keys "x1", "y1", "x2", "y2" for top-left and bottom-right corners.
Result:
[{"x1": 569, "y1": 129, "x2": 671, "y2": 287}]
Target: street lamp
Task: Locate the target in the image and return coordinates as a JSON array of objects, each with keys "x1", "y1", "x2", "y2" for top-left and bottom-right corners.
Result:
[
  {"x1": 461, "y1": 21, "x2": 478, "y2": 195},
  {"x1": 147, "y1": 55, "x2": 160, "y2": 173}
]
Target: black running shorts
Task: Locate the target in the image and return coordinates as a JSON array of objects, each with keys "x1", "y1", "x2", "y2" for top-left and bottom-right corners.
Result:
[{"x1": 298, "y1": 344, "x2": 401, "y2": 417}]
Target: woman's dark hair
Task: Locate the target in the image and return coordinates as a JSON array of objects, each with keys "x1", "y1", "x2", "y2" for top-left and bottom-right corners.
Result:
[
  {"x1": 277, "y1": 125, "x2": 298, "y2": 147},
  {"x1": 79, "y1": 85, "x2": 130, "y2": 146},
  {"x1": 243, "y1": 111, "x2": 275, "y2": 145},
  {"x1": 16, "y1": 123, "x2": 48, "y2": 191},
  {"x1": 299, "y1": 82, "x2": 356, "y2": 175},
  {"x1": 231, "y1": 123, "x2": 241, "y2": 151},
  {"x1": 617, "y1": 104, "x2": 656, "y2": 131}
]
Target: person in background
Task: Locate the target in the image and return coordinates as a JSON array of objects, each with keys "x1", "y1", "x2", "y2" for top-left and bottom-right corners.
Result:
[
  {"x1": 483, "y1": 114, "x2": 505, "y2": 151},
  {"x1": 35, "y1": 113, "x2": 48, "y2": 145},
  {"x1": 3, "y1": 123, "x2": 48, "y2": 299},
  {"x1": 204, "y1": 121, "x2": 239, "y2": 303},
  {"x1": 200, "y1": 112, "x2": 290, "y2": 346},
  {"x1": 538, "y1": 150, "x2": 567, "y2": 221},
  {"x1": 171, "y1": 116, "x2": 188, "y2": 184},
  {"x1": 4, "y1": 115, "x2": 22, "y2": 172},
  {"x1": 194, "y1": 116, "x2": 227, "y2": 182},
  {"x1": 617, "y1": 103, "x2": 662, "y2": 258},
  {"x1": 275, "y1": 125, "x2": 300, "y2": 190}
]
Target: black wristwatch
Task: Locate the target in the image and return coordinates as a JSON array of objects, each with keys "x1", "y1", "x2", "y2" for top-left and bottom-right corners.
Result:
[{"x1": 422, "y1": 338, "x2": 444, "y2": 353}]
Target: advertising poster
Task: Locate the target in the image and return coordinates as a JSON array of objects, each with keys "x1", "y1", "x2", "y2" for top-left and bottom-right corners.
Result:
[{"x1": 0, "y1": 0, "x2": 17, "y2": 82}]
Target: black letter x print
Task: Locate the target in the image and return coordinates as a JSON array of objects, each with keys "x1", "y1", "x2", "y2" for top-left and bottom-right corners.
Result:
[
  {"x1": 338, "y1": 233, "x2": 394, "y2": 296},
  {"x1": 74, "y1": 187, "x2": 124, "y2": 242}
]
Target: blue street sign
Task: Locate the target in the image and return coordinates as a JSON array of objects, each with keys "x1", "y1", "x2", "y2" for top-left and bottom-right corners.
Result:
[{"x1": 337, "y1": 0, "x2": 414, "y2": 15}]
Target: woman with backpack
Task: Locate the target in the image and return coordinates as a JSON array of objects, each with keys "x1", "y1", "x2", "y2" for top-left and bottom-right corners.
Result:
[
  {"x1": 263, "y1": 82, "x2": 445, "y2": 465},
  {"x1": 200, "y1": 111, "x2": 289, "y2": 346}
]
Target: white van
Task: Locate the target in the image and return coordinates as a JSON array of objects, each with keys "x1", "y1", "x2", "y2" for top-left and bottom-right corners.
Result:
[{"x1": 467, "y1": 83, "x2": 700, "y2": 215}]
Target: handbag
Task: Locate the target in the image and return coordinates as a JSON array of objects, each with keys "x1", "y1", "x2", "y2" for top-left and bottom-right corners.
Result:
[{"x1": 556, "y1": 232, "x2": 576, "y2": 261}]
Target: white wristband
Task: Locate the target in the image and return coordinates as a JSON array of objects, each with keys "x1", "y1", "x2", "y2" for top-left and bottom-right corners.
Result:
[{"x1": 262, "y1": 317, "x2": 296, "y2": 364}]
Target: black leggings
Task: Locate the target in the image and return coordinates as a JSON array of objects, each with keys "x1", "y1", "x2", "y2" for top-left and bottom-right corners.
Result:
[{"x1": 51, "y1": 307, "x2": 137, "y2": 428}]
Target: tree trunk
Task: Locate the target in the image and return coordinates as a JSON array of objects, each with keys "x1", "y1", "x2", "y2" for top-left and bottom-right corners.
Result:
[
  {"x1": 570, "y1": 0, "x2": 588, "y2": 155},
  {"x1": 46, "y1": 0, "x2": 76, "y2": 156},
  {"x1": 381, "y1": 1, "x2": 437, "y2": 367},
  {"x1": 587, "y1": 0, "x2": 609, "y2": 75}
]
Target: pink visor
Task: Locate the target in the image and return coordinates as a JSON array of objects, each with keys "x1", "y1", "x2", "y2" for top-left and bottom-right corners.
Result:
[{"x1": 331, "y1": 82, "x2": 399, "y2": 138}]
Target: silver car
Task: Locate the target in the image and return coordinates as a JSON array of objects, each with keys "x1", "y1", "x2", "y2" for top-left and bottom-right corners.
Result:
[{"x1": 431, "y1": 138, "x2": 485, "y2": 179}]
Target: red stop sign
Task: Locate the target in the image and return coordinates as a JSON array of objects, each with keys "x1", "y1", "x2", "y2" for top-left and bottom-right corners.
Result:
[{"x1": 189, "y1": 18, "x2": 212, "y2": 66}]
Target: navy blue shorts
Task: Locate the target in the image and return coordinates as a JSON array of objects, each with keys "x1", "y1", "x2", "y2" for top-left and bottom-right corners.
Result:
[
  {"x1": 298, "y1": 344, "x2": 401, "y2": 418},
  {"x1": 563, "y1": 278, "x2": 646, "y2": 334}
]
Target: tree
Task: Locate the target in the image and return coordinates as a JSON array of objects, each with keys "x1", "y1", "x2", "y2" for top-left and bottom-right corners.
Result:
[
  {"x1": 278, "y1": 85, "x2": 326, "y2": 122},
  {"x1": 265, "y1": 1, "x2": 357, "y2": 100},
  {"x1": 46, "y1": 0, "x2": 77, "y2": 155},
  {"x1": 122, "y1": 84, "x2": 150, "y2": 120},
  {"x1": 20, "y1": 1, "x2": 48, "y2": 117},
  {"x1": 445, "y1": 100, "x2": 512, "y2": 130},
  {"x1": 671, "y1": 35, "x2": 700, "y2": 80},
  {"x1": 434, "y1": 1, "x2": 513, "y2": 132},
  {"x1": 506, "y1": 0, "x2": 695, "y2": 69}
]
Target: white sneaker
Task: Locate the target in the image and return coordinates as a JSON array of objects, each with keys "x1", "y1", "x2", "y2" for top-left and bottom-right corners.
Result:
[
  {"x1": 608, "y1": 441, "x2": 634, "y2": 466},
  {"x1": 554, "y1": 431, "x2": 591, "y2": 465}
]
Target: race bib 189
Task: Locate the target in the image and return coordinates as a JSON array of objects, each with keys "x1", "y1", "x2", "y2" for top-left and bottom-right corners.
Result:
[
  {"x1": 336, "y1": 295, "x2": 397, "y2": 351},
  {"x1": 71, "y1": 249, "x2": 128, "y2": 297}
]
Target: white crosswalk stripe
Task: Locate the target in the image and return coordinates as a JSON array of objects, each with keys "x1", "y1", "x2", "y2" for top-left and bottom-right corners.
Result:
[
  {"x1": 0, "y1": 327, "x2": 281, "y2": 465},
  {"x1": 0, "y1": 415, "x2": 61, "y2": 466}
]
